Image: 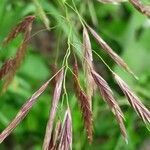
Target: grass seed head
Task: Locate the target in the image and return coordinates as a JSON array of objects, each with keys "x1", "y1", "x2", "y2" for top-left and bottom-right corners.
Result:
[
  {"x1": 114, "y1": 73, "x2": 150, "y2": 125},
  {"x1": 87, "y1": 25, "x2": 137, "y2": 79},
  {"x1": 3, "y1": 16, "x2": 35, "y2": 45},
  {"x1": 73, "y1": 58, "x2": 93, "y2": 143},
  {"x1": 91, "y1": 70, "x2": 127, "y2": 141},
  {"x1": 43, "y1": 69, "x2": 64, "y2": 150}
]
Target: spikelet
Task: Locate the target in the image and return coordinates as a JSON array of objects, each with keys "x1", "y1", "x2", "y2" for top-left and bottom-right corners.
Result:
[
  {"x1": 91, "y1": 70, "x2": 127, "y2": 141},
  {"x1": 0, "y1": 59, "x2": 15, "y2": 80},
  {"x1": 3, "y1": 16, "x2": 35, "y2": 46},
  {"x1": 13, "y1": 22, "x2": 32, "y2": 69},
  {"x1": 43, "y1": 70, "x2": 64, "y2": 150},
  {"x1": 0, "y1": 78, "x2": 51, "y2": 143},
  {"x1": 114, "y1": 108, "x2": 128, "y2": 143},
  {"x1": 113, "y1": 73, "x2": 150, "y2": 124},
  {"x1": 1, "y1": 16, "x2": 35, "y2": 92},
  {"x1": 49, "y1": 121, "x2": 62, "y2": 150},
  {"x1": 58, "y1": 108, "x2": 72, "y2": 150},
  {"x1": 87, "y1": 25, "x2": 137, "y2": 79},
  {"x1": 83, "y1": 27, "x2": 95, "y2": 109},
  {"x1": 83, "y1": 27, "x2": 93, "y2": 67},
  {"x1": 52, "y1": 121, "x2": 62, "y2": 150},
  {"x1": 73, "y1": 57, "x2": 93, "y2": 143},
  {"x1": 129, "y1": 0, "x2": 150, "y2": 18}
]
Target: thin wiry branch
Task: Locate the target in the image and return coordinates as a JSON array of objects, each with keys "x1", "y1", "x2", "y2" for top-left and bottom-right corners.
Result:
[
  {"x1": 58, "y1": 108, "x2": 72, "y2": 150},
  {"x1": 73, "y1": 57, "x2": 93, "y2": 143},
  {"x1": 33, "y1": 0, "x2": 50, "y2": 30},
  {"x1": 91, "y1": 70, "x2": 127, "y2": 141},
  {"x1": 87, "y1": 25, "x2": 137, "y2": 79},
  {"x1": 114, "y1": 73, "x2": 150, "y2": 124},
  {"x1": 43, "y1": 70, "x2": 64, "y2": 150},
  {"x1": 0, "y1": 78, "x2": 51, "y2": 143},
  {"x1": 129, "y1": 0, "x2": 150, "y2": 18}
]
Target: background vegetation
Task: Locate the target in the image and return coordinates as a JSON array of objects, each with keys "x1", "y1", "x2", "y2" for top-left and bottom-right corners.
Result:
[{"x1": 0, "y1": 0, "x2": 150, "y2": 149}]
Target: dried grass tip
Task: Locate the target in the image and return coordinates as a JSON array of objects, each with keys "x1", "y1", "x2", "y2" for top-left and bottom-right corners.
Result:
[
  {"x1": 87, "y1": 25, "x2": 138, "y2": 80},
  {"x1": 0, "y1": 78, "x2": 51, "y2": 143},
  {"x1": 73, "y1": 58, "x2": 93, "y2": 143},
  {"x1": 3, "y1": 15, "x2": 35, "y2": 45},
  {"x1": 83, "y1": 27, "x2": 95, "y2": 109},
  {"x1": 58, "y1": 108, "x2": 72, "y2": 150},
  {"x1": 43, "y1": 69, "x2": 64, "y2": 150},
  {"x1": 114, "y1": 73, "x2": 150, "y2": 125},
  {"x1": 91, "y1": 70, "x2": 127, "y2": 141}
]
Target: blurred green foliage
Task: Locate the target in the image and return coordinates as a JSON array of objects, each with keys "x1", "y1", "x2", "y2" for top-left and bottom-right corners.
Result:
[{"x1": 0, "y1": 0, "x2": 150, "y2": 149}]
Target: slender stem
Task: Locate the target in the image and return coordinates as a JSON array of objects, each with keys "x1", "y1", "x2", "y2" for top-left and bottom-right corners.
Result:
[
  {"x1": 65, "y1": 1, "x2": 86, "y2": 27},
  {"x1": 70, "y1": 40, "x2": 115, "y2": 74},
  {"x1": 67, "y1": 66, "x2": 83, "y2": 91},
  {"x1": 92, "y1": 50, "x2": 114, "y2": 73},
  {"x1": 24, "y1": 25, "x2": 58, "y2": 43},
  {"x1": 61, "y1": 3, "x2": 72, "y2": 108},
  {"x1": 55, "y1": 30, "x2": 61, "y2": 65}
]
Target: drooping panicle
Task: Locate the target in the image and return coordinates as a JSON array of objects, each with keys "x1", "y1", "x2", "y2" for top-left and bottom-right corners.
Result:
[
  {"x1": 58, "y1": 108, "x2": 72, "y2": 150},
  {"x1": 114, "y1": 73, "x2": 150, "y2": 124},
  {"x1": 83, "y1": 27, "x2": 95, "y2": 109},
  {"x1": 87, "y1": 25, "x2": 137, "y2": 79},
  {"x1": 73, "y1": 57, "x2": 93, "y2": 143},
  {"x1": 0, "y1": 59, "x2": 15, "y2": 80},
  {"x1": 1, "y1": 16, "x2": 35, "y2": 92},
  {"x1": 91, "y1": 70, "x2": 127, "y2": 141},
  {"x1": 49, "y1": 120, "x2": 62, "y2": 150},
  {"x1": 43, "y1": 69, "x2": 64, "y2": 150},
  {"x1": 0, "y1": 78, "x2": 51, "y2": 143},
  {"x1": 3, "y1": 16, "x2": 35, "y2": 45}
]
